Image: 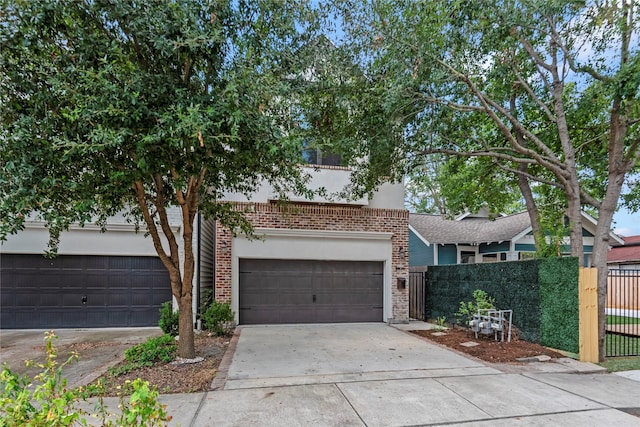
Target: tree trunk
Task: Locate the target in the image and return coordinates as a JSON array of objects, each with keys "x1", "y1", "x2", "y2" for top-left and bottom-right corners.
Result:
[
  {"x1": 517, "y1": 164, "x2": 545, "y2": 252},
  {"x1": 177, "y1": 290, "x2": 195, "y2": 359},
  {"x1": 565, "y1": 183, "x2": 584, "y2": 267},
  {"x1": 177, "y1": 210, "x2": 197, "y2": 359},
  {"x1": 593, "y1": 171, "x2": 626, "y2": 362}
]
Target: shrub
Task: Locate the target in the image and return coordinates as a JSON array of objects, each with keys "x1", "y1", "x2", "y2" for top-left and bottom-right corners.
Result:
[
  {"x1": 159, "y1": 301, "x2": 179, "y2": 337},
  {"x1": 125, "y1": 334, "x2": 177, "y2": 366},
  {"x1": 201, "y1": 301, "x2": 235, "y2": 336},
  {"x1": 0, "y1": 331, "x2": 170, "y2": 426},
  {"x1": 109, "y1": 334, "x2": 176, "y2": 377},
  {"x1": 454, "y1": 289, "x2": 496, "y2": 325}
]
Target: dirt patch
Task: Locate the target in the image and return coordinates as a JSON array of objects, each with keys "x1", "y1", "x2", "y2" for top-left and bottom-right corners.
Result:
[
  {"x1": 86, "y1": 333, "x2": 230, "y2": 396},
  {"x1": 411, "y1": 327, "x2": 564, "y2": 364}
]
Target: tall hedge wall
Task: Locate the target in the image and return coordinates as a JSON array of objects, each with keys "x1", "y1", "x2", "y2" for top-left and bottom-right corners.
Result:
[
  {"x1": 425, "y1": 257, "x2": 579, "y2": 352},
  {"x1": 538, "y1": 257, "x2": 579, "y2": 353}
]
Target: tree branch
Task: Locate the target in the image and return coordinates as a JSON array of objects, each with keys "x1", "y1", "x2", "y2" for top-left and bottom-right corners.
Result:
[
  {"x1": 511, "y1": 66, "x2": 556, "y2": 122},
  {"x1": 416, "y1": 146, "x2": 535, "y2": 165},
  {"x1": 454, "y1": 69, "x2": 566, "y2": 174},
  {"x1": 153, "y1": 174, "x2": 181, "y2": 269},
  {"x1": 545, "y1": 15, "x2": 613, "y2": 83},
  {"x1": 580, "y1": 188, "x2": 602, "y2": 209},
  {"x1": 131, "y1": 181, "x2": 175, "y2": 273},
  {"x1": 491, "y1": 158, "x2": 564, "y2": 189}
]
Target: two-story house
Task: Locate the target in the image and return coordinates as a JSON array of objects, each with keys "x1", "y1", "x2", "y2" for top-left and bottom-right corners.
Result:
[
  {"x1": 1, "y1": 161, "x2": 408, "y2": 329},
  {"x1": 213, "y1": 162, "x2": 408, "y2": 325}
]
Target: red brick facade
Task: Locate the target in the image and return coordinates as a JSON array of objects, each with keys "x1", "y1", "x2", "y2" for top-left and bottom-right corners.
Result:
[{"x1": 214, "y1": 202, "x2": 409, "y2": 322}]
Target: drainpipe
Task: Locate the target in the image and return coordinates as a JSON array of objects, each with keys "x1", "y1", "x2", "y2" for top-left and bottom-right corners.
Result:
[{"x1": 196, "y1": 213, "x2": 201, "y2": 329}]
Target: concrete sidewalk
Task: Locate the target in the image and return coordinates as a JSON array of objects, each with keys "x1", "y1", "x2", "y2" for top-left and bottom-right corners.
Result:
[
  {"x1": 116, "y1": 324, "x2": 640, "y2": 426},
  {"x1": 5, "y1": 324, "x2": 640, "y2": 426}
]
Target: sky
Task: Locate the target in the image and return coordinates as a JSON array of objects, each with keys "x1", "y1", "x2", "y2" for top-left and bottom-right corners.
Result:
[{"x1": 613, "y1": 207, "x2": 640, "y2": 237}]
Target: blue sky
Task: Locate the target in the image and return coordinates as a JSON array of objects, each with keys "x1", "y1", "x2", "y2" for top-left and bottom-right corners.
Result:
[{"x1": 613, "y1": 207, "x2": 640, "y2": 237}]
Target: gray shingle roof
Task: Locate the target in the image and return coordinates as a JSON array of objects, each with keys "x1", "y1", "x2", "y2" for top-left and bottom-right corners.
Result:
[{"x1": 409, "y1": 212, "x2": 531, "y2": 245}]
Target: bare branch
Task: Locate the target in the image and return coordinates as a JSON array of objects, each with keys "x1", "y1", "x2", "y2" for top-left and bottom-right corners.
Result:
[
  {"x1": 170, "y1": 168, "x2": 187, "y2": 206},
  {"x1": 511, "y1": 66, "x2": 556, "y2": 122},
  {"x1": 545, "y1": 16, "x2": 613, "y2": 82},
  {"x1": 412, "y1": 92, "x2": 485, "y2": 112},
  {"x1": 439, "y1": 58, "x2": 569, "y2": 180},
  {"x1": 492, "y1": 159, "x2": 564, "y2": 189},
  {"x1": 520, "y1": 37, "x2": 554, "y2": 72},
  {"x1": 416, "y1": 146, "x2": 535, "y2": 165}
]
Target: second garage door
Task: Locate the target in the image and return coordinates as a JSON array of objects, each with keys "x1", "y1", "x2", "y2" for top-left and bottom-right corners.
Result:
[
  {"x1": 1, "y1": 254, "x2": 172, "y2": 329},
  {"x1": 239, "y1": 259, "x2": 383, "y2": 324}
]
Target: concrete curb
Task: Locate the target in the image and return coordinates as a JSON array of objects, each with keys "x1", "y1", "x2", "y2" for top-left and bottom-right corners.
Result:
[{"x1": 209, "y1": 327, "x2": 241, "y2": 391}]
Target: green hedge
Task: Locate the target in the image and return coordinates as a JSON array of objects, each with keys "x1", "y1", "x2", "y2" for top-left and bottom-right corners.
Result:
[
  {"x1": 538, "y1": 257, "x2": 579, "y2": 353},
  {"x1": 425, "y1": 257, "x2": 579, "y2": 352}
]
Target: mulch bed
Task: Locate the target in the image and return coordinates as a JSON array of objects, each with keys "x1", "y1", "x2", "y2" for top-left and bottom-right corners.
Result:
[
  {"x1": 410, "y1": 327, "x2": 564, "y2": 364},
  {"x1": 86, "y1": 334, "x2": 230, "y2": 396}
]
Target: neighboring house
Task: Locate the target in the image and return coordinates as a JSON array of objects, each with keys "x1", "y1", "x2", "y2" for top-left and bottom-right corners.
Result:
[
  {"x1": 0, "y1": 212, "x2": 180, "y2": 328},
  {"x1": 608, "y1": 235, "x2": 640, "y2": 270},
  {"x1": 1, "y1": 163, "x2": 408, "y2": 329},
  {"x1": 409, "y1": 208, "x2": 623, "y2": 268}
]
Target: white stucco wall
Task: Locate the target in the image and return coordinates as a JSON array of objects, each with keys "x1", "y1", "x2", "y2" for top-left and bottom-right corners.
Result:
[
  {"x1": 222, "y1": 166, "x2": 404, "y2": 209},
  {"x1": 1, "y1": 210, "x2": 182, "y2": 256},
  {"x1": 368, "y1": 182, "x2": 405, "y2": 209},
  {"x1": 231, "y1": 228, "x2": 394, "y2": 324}
]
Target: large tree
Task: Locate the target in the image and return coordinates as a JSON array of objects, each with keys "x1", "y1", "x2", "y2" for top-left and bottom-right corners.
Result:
[
  {"x1": 0, "y1": 0, "x2": 320, "y2": 358},
  {"x1": 333, "y1": 0, "x2": 640, "y2": 360}
]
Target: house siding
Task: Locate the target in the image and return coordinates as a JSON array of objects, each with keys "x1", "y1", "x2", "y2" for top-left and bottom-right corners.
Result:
[
  {"x1": 409, "y1": 229, "x2": 433, "y2": 267},
  {"x1": 479, "y1": 241, "x2": 510, "y2": 254},
  {"x1": 214, "y1": 202, "x2": 409, "y2": 323},
  {"x1": 438, "y1": 244, "x2": 457, "y2": 265},
  {"x1": 198, "y1": 216, "x2": 215, "y2": 312},
  {"x1": 515, "y1": 243, "x2": 537, "y2": 252}
]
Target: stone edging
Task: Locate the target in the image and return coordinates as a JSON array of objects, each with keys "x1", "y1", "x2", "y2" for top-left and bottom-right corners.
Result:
[{"x1": 209, "y1": 327, "x2": 241, "y2": 391}]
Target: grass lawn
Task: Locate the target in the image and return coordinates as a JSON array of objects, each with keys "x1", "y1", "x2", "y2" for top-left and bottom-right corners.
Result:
[
  {"x1": 605, "y1": 333, "x2": 640, "y2": 357},
  {"x1": 600, "y1": 356, "x2": 640, "y2": 372},
  {"x1": 607, "y1": 315, "x2": 640, "y2": 325}
]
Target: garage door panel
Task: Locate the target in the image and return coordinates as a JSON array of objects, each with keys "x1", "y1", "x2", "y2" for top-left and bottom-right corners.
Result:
[
  {"x1": 1, "y1": 254, "x2": 171, "y2": 329},
  {"x1": 107, "y1": 310, "x2": 130, "y2": 326},
  {"x1": 239, "y1": 259, "x2": 383, "y2": 325},
  {"x1": 13, "y1": 293, "x2": 32, "y2": 306},
  {"x1": 87, "y1": 310, "x2": 108, "y2": 325}
]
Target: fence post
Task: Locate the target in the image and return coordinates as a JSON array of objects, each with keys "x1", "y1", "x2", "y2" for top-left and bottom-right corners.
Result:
[{"x1": 579, "y1": 267, "x2": 599, "y2": 363}]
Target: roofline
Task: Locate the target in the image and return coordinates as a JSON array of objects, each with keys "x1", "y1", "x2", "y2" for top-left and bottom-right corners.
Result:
[
  {"x1": 409, "y1": 224, "x2": 431, "y2": 247},
  {"x1": 581, "y1": 211, "x2": 625, "y2": 245},
  {"x1": 511, "y1": 226, "x2": 533, "y2": 243}
]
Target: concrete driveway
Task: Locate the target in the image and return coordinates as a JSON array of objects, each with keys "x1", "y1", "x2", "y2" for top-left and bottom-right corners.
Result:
[
  {"x1": 0, "y1": 327, "x2": 163, "y2": 388},
  {"x1": 192, "y1": 323, "x2": 640, "y2": 426},
  {"x1": 223, "y1": 323, "x2": 495, "y2": 389}
]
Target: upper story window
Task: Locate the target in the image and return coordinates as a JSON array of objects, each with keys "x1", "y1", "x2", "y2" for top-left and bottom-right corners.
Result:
[{"x1": 302, "y1": 145, "x2": 342, "y2": 166}]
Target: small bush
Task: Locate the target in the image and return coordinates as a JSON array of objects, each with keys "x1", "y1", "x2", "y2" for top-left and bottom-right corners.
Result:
[
  {"x1": 0, "y1": 331, "x2": 171, "y2": 426},
  {"x1": 455, "y1": 289, "x2": 496, "y2": 325},
  {"x1": 201, "y1": 301, "x2": 235, "y2": 336},
  {"x1": 110, "y1": 334, "x2": 177, "y2": 377},
  {"x1": 125, "y1": 334, "x2": 177, "y2": 366},
  {"x1": 159, "y1": 301, "x2": 179, "y2": 337}
]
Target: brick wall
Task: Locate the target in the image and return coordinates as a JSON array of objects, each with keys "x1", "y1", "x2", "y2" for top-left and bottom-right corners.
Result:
[{"x1": 214, "y1": 202, "x2": 409, "y2": 322}]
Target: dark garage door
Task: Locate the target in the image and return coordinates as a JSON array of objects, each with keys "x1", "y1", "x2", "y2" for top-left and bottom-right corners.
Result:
[
  {"x1": 239, "y1": 259, "x2": 383, "y2": 324},
  {"x1": 1, "y1": 254, "x2": 172, "y2": 329}
]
